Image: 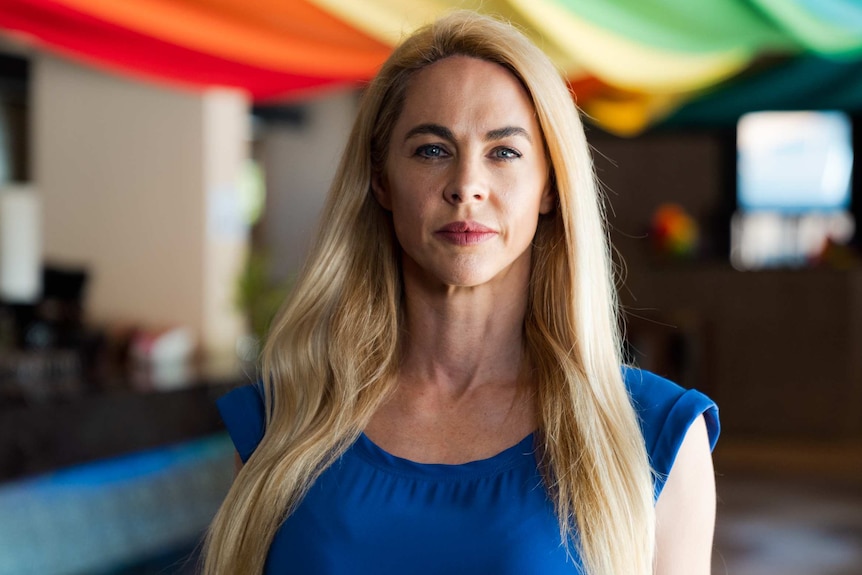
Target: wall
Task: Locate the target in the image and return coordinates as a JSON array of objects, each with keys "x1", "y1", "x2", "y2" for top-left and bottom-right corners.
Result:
[
  {"x1": 589, "y1": 128, "x2": 734, "y2": 269},
  {"x1": 591, "y1": 129, "x2": 862, "y2": 440},
  {"x1": 28, "y1": 48, "x2": 853, "y2": 440},
  {"x1": 257, "y1": 111, "x2": 862, "y2": 440},
  {"x1": 257, "y1": 89, "x2": 359, "y2": 283},
  {"x1": 31, "y1": 53, "x2": 249, "y2": 358}
]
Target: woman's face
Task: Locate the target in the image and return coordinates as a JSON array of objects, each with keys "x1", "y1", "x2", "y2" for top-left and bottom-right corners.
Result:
[{"x1": 373, "y1": 55, "x2": 554, "y2": 291}]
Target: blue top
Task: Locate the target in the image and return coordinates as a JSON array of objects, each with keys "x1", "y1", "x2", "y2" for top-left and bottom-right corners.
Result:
[{"x1": 217, "y1": 367, "x2": 719, "y2": 574}]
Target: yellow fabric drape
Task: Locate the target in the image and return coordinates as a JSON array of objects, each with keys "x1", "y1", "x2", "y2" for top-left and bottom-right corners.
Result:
[
  {"x1": 307, "y1": 0, "x2": 754, "y2": 133},
  {"x1": 310, "y1": 0, "x2": 588, "y2": 74}
]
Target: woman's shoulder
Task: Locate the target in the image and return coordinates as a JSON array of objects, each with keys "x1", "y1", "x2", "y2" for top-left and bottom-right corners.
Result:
[
  {"x1": 216, "y1": 382, "x2": 266, "y2": 463},
  {"x1": 621, "y1": 366, "x2": 720, "y2": 498}
]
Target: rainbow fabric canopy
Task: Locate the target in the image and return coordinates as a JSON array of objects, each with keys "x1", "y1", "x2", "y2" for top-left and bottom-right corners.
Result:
[{"x1": 1, "y1": 0, "x2": 861, "y2": 135}]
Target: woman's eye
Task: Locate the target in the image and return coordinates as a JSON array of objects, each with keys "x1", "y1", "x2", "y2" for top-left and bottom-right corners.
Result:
[
  {"x1": 416, "y1": 144, "x2": 447, "y2": 158},
  {"x1": 494, "y1": 148, "x2": 521, "y2": 160}
]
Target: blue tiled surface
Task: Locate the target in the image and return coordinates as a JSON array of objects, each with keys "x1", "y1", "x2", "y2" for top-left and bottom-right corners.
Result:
[{"x1": 0, "y1": 434, "x2": 234, "y2": 575}]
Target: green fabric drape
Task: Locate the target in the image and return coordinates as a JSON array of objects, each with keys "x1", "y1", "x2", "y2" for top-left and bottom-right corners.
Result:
[
  {"x1": 665, "y1": 55, "x2": 862, "y2": 127},
  {"x1": 551, "y1": 0, "x2": 791, "y2": 53}
]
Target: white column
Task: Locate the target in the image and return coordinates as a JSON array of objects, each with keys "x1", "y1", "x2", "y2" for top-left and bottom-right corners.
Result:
[{"x1": 201, "y1": 89, "x2": 251, "y2": 363}]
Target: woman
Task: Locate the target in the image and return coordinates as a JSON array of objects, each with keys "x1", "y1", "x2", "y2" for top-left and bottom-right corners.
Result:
[{"x1": 206, "y1": 10, "x2": 719, "y2": 575}]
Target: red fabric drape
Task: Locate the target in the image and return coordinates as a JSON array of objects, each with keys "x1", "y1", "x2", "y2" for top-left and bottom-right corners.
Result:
[{"x1": 0, "y1": 0, "x2": 354, "y2": 99}]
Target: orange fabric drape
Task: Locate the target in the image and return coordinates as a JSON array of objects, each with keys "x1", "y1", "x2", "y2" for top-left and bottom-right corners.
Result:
[{"x1": 50, "y1": 0, "x2": 390, "y2": 78}]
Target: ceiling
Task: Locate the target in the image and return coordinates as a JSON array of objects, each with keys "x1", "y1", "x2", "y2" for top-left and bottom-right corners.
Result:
[{"x1": 1, "y1": 0, "x2": 861, "y2": 135}]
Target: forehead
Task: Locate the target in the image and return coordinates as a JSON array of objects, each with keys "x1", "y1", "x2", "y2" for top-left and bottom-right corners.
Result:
[{"x1": 395, "y1": 56, "x2": 540, "y2": 135}]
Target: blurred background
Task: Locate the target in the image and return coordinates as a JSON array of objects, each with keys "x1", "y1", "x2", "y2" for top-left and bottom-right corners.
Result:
[{"x1": 0, "y1": 1, "x2": 860, "y2": 573}]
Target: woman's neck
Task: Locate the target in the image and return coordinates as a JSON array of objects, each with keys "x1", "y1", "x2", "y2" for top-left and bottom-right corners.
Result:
[
  {"x1": 398, "y1": 263, "x2": 530, "y2": 398},
  {"x1": 363, "y1": 256, "x2": 537, "y2": 463}
]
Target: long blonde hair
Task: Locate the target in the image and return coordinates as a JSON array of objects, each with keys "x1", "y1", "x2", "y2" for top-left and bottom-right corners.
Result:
[{"x1": 204, "y1": 11, "x2": 654, "y2": 575}]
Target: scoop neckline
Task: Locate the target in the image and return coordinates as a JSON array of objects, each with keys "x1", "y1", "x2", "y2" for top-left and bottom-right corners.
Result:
[{"x1": 352, "y1": 432, "x2": 537, "y2": 480}]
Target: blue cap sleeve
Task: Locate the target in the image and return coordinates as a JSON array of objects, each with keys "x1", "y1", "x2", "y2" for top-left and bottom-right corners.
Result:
[
  {"x1": 623, "y1": 367, "x2": 720, "y2": 500},
  {"x1": 216, "y1": 384, "x2": 266, "y2": 463}
]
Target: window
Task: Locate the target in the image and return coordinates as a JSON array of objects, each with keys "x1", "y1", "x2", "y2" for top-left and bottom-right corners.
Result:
[{"x1": 732, "y1": 111, "x2": 855, "y2": 269}]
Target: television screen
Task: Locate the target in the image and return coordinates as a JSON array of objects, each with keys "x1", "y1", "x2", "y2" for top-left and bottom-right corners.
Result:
[{"x1": 737, "y1": 111, "x2": 853, "y2": 213}]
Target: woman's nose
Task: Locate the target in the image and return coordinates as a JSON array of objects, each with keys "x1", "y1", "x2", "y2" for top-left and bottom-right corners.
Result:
[{"x1": 444, "y1": 156, "x2": 488, "y2": 204}]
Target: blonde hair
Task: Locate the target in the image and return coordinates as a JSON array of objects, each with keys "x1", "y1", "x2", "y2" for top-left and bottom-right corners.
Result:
[{"x1": 204, "y1": 11, "x2": 654, "y2": 575}]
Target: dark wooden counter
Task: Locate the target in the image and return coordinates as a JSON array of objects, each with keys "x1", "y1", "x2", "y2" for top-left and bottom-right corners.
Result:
[{"x1": 0, "y1": 376, "x2": 245, "y2": 481}]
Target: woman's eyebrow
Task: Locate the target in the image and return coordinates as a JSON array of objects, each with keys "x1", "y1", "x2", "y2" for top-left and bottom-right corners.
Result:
[
  {"x1": 485, "y1": 126, "x2": 531, "y2": 143},
  {"x1": 403, "y1": 124, "x2": 532, "y2": 144},
  {"x1": 403, "y1": 123, "x2": 455, "y2": 142}
]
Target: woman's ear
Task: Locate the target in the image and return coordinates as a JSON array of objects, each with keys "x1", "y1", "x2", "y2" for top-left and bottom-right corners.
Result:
[
  {"x1": 539, "y1": 177, "x2": 557, "y2": 215},
  {"x1": 371, "y1": 174, "x2": 392, "y2": 211}
]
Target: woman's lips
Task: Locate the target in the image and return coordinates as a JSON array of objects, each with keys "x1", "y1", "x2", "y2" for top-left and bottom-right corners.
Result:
[{"x1": 435, "y1": 221, "x2": 497, "y2": 245}]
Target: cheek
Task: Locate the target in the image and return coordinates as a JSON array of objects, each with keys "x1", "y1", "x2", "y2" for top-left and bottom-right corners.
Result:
[
  {"x1": 389, "y1": 191, "x2": 430, "y2": 247},
  {"x1": 390, "y1": 189, "x2": 422, "y2": 222},
  {"x1": 389, "y1": 172, "x2": 438, "y2": 220},
  {"x1": 502, "y1": 185, "x2": 548, "y2": 238}
]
